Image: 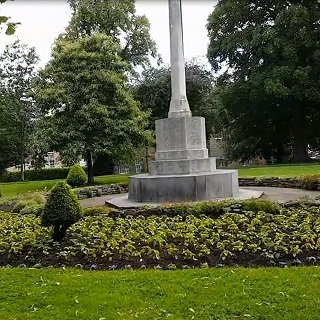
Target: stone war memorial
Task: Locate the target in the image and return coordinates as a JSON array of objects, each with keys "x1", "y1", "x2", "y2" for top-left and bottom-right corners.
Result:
[{"x1": 108, "y1": 0, "x2": 261, "y2": 207}]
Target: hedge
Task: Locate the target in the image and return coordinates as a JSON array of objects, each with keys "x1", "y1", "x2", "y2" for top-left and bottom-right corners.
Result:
[{"x1": 0, "y1": 168, "x2": 70, "y2": 182}]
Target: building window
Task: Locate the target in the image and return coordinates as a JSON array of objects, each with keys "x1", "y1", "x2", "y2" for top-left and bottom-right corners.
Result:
[
  {"x1": 119, "y1": 166, "x2": 129, "y2": 174},
  {"x1": 135, "y1": 164, "x2": 142, "y2": 173}
]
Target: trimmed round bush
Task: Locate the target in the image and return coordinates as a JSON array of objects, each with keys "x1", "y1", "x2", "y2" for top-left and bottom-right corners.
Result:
[
  {"x1": 42, "y1": 182, "x2": 82, "y2": 241},
  {"x1": 66, "y1": 164, "x2": 87, "y2": 187}
]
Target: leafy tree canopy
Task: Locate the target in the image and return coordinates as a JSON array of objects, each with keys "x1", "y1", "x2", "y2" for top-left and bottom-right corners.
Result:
[
  {"x1": 33, "y1": 33, "x2": 152, "y2": 183},
  {"x1": 0, "y1": 40, "x2": 39, "y2": 177},
  {"x1": 65, "y1": 0, "x2": 158, "y2": 69},
  {"x1": 133, "y1": 60, "x2": 219, "y2": 139},
  {"x1": 207, "y1": 0, "x2": 320, "y2": 162},
  {"x1": 0, "y1": 0, "x2": 19, "y2": 35}
]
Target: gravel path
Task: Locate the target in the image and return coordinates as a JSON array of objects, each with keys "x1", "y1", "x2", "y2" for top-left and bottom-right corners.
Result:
[{"x1": 80, "y1": 187, "x2": 320, "y2": 207}]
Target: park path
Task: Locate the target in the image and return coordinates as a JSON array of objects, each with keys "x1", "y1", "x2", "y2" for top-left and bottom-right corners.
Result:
[{"x1": 80, "y1": 187, "x2": 320, "y2": 207}]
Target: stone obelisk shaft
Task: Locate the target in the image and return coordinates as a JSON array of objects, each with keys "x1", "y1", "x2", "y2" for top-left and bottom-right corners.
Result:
[{"x1": 168, "y1": 0, "x2": 191, "y2": 118}]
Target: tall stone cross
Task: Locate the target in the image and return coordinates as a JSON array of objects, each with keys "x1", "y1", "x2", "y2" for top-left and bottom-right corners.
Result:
[
  {"x1": 127, "y1": 0, "x2": 239, "y2": 204},
  {"x1": 168, "y1": 0, "x2": 191, "y2": 118}
]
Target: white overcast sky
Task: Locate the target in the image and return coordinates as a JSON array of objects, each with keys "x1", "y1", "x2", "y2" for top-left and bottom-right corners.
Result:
[{"x1": 0, "y1": 0, "x2": 217, "y2": 68}]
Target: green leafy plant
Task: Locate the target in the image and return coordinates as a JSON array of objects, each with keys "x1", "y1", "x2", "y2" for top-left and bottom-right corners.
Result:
[
  {"x1": 83, "y1": 207, "x2": 111, "y2": 217},
  {"x1": 302, "y1": 175, "x2": 320, "y2": 190},
  {"x1": 11, "y1": 200, "x2": 38, "y2": 213},
  {"x1": 20, "y1": 204, "x2": 44, "y2": 216},
  {"x1": 42, "y1": 182, "x2": 82, "y2": 241},
  {"x1": 86, "y1": 189, "x2": 94, "y2": 198},
  {"x1": 66, "y1": 164, "x2": 87, "y2": 187}
]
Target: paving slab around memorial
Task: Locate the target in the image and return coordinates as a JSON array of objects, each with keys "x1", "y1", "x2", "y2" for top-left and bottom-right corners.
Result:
[{"x1": 105, "y1": 188, "x2": 264, "y2": 209}]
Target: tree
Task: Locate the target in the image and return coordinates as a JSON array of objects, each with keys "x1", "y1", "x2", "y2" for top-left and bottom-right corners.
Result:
[
  {"x1": 0, "y1": 0, "x2": 19, "y2": 35},
  {"x1": 0, "y1": 40, "x2": 39, "y2": 179},
  {"x1": 33, "y1": 34, "x2": 152, "y2": 183},
  {"x1": 207, "y1": 0, "x2": 320, "y2": 162},
  {"x1": 133, "y1": 60, "x2": 218, "y2": 139},
  {"x1": 65, "y1": 0, "x2": 158, "y2": 70}
]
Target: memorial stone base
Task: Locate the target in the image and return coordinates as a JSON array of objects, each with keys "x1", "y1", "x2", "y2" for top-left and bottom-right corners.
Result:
[{"x1": 128, "y1": 116, "x2": 239, "y2": 203}]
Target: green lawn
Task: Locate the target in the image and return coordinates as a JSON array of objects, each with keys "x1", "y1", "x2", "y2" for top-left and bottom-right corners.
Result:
[
  {"x1": 239, "y1": 163, "x2": 320, "y2": 177},
  {"x1": 0, "y1": 267, "x2": 319, "y2": 320},
  {"x1": 0, "y1": 174, "x2": 130, "y2": 198},
  {"x1": 1, "y1": 164, "x2": 320, "y2": 198}
]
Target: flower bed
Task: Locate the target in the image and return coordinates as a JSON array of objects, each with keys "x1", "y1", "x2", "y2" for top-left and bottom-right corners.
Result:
[{"x1": 1, "y1": 200, "x2": 320, "y2": 269}]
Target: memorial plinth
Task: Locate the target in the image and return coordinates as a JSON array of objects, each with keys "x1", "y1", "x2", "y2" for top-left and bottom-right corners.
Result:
[
  {"x1": 128, "y1": 117, "x2": 239, "y2": 203},
  {"x1": 125, "y1": 0, "x2": 239, "y2": 204}
]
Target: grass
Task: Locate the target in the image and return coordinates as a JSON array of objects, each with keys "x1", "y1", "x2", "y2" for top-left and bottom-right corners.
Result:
[
  {"x1": 238, "y1": 163, "x2": 320, "y2": 177},
  {"x1": 0, "y1": 267, "x2": 319, "y2": 320},
  {"x1": 1, "y1": 163, "x2": 320, "y2": 198},
  {"x1": 0, "y1": 174, "x2": 130, "y2": 198}
]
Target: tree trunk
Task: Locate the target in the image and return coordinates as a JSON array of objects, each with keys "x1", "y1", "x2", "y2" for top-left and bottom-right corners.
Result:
[
  {"x1": 276, "y1": 144, "x2": 284, "y2": 164},
  {"x1": 292, "y1": 106, "x2": 310, "y2": 163},
  {"x1": 86, "y1": 148, "x2": 94, "y2": 184},
  {"x1": 292, "y1": 135, "x2": 310, "y2": 163},
  {"x1": 20, "y1": 151, "x2": 25, "y2": 181},
  {"x1": 53, "y1": 224, "x2": 68, "y2": 241}
]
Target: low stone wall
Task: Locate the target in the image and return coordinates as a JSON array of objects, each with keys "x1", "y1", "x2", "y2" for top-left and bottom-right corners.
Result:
[
  {"x1": 76, "y1": 177, "x2": 318, "y2": 200},
  {"x1": 76, "y1": 184, "x2": 128, "y2": 199},
  {"x1": 239, "y1": 177, "x2": 306, "y2": 189}
]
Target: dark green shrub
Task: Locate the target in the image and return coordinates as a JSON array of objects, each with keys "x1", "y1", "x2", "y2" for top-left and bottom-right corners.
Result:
[
  {"x1": 303, "y1": 175, "x2": 320, "y2": 190},
  {"x1": 0, "y1": 168, "x2": 70, "y2": 182},
  {"x1": 83, "y1": 207, "x2": 111, "y2": 217},
  {"x1": 66, "y1": 164, "x2": 87, "y2": 187},
  {"x1": 96, "y1": 189, "x2": 102, "y2": 197},
  {"x1": 11, "y1": 200, "x2": 38, "y2": 213},
  {"x1": 42, "y1": 182, "x2": 82, "y2": 241},
  {"x1": 86, "y1": 189, "x2": 94, "y2": 198}
]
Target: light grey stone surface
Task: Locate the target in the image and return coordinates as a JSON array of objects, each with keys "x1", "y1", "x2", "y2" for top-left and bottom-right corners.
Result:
[
  {"x1": 107, "y1": 188, "x2": 263, "y2": 209},
  {"x1": 150, "y1": 158, "x2": 216, "y2": 175},
  {"x1": 128, "y1": 170, "x2": 239, "y2": 203},
  {"x1": 154, "y1": 117, "x2": 208, "y2": 160},
  {"x1": 168, "y1": 0, "x2": 191, "y2": 118},
  {"x1": 126, "y1": 0, "x2": 240, "y2": 204}
]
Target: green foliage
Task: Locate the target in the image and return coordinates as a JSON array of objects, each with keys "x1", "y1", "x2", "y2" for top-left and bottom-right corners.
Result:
[
  {"x1": 241, "y1": 200, "x2": 280, "y2": 214},
  {"x1": 134, "y1": 61, "x2": 218, "y2": 137},
  {"x1": 66, "y1": 0, "x2": 158, "y2": 69},
  {"x1": 0, "y1": 40, "x2": 39, "y2": 179},
  {"x1": 0, "y1": 168, "x2": 70, "y2": 182},
  {"x1": 207, "y1": 0, "x2": 320, "y2": 162},
  {"x1": 1, "y1": 200, "x2": 320, "y2": 267},
  {"x1": 302, "y1": 175, "x2": 320, "y2": 190},
  {"x1": 11, "y1": 200, "x2": 38, "y2": 213},
  {"x1": 42, "y1": 182, "x2": 82, "y2": 241},
  {"x1": 20, "y1": 203, "x2": 44, "y2": 216},
  {"x1": 66, "y1": 165, "x2": 87, "y2": 188},
  {"x1": 0, "y1": 0, "x2": 19, "y2": 36},
  {"x1": 85, "y1": 189, "x2": 93, "y2": 198},
  {"x1": 0, "y1": 211, "x2": 49, "y2": 255},
  {"x1": 82, "y1": 206, "x2": 111, "y2": 217},
  {"x1": 33, "y1": 33, "x2": 152, "y2": 183},
  {"x1": 62, "y1": 206, "x2": 320, "y2": 262}
]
